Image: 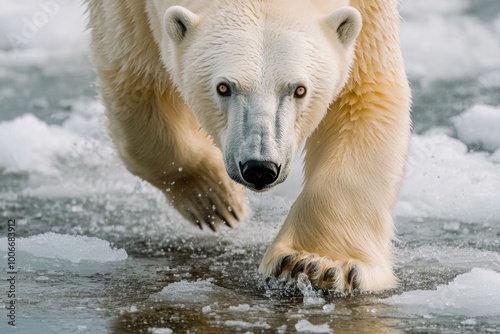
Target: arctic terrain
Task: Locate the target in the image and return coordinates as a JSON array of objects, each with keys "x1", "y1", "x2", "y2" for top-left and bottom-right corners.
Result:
[{"x1": 0, "y1": 0, "x2": 499, "y2": 333}]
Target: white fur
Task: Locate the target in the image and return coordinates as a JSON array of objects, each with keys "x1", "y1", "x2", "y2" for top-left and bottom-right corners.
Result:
[
  {"x1": 158, "y1": 1, "x2": 361, "y2": 190},
  {"x1": 85, "y1": 0, "x2": 410, "y2": 292}
]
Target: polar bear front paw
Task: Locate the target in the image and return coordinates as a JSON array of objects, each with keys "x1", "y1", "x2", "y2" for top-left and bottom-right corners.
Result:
[
  {"x1": 261, "y1": 251, "x2": 360, "y2": 292},
  {"x1": 166, "y1": 169, "x2": 246, "y2": 231}
]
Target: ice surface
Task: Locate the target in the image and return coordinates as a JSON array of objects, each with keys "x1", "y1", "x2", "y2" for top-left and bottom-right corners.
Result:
[
  {"x1": 453, "y1": 104, "x2": 500, "y2": 151},
  {"x1": 295, "y1": 319, "x2": 333, "y2": 334},
  {"x1": 0, "y1": 232, "x2": 127, "y2": 263},
  {"x1": 384, "y1": 268, "x2": 500, "y2": 316}
]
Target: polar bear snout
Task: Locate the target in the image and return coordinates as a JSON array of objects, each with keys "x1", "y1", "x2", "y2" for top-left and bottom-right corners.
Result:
[{"x1": 239, "y1": 161, "x2": 281, "y2": 191}]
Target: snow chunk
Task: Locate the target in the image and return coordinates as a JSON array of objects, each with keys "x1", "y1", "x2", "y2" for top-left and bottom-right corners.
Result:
[
  {"x1": 322, "y1": 304, "x2": 335, "y2": 312},
  {"x1": 277, "y1": 325, "x2": 287, "y2": 334},
  {"x1": 461, "y1": 319, "x2": 477, "y2": 326},
  {"x1": 297, "y1": 274, "x2": 326, "y2": 306},
  {"x1": 229, "y1": 304, "x2": 251, "y2": 311},
  {"x1": 453, "y1": 104, "x2": 500, "y2": 151},
  {"x1": 0, "y1": 100, "x2": 111, "y2": 176},
  {"x1": 151, "y1": 279, "x2": 231, "y2": 304},
  {"x1": 224, "y1": 320, "x2": 271, "y2": 329},
  {"x1": 384, "y1": 268, "x2": 500, "y2": 316},
  {"x1": 148, "y1": 328, "x2": 173, "y2": 334},
  {"x1": 0, "y1": 114, "x2": 81, "y2": 174},
  {"x1": 0, "y1": 232, "x2": 127, "y2": 263},
  {"x1": 295, "y1": 319, "x2": 333, "y2": 334}
]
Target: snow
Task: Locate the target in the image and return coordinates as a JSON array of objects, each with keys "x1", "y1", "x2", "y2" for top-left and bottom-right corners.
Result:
[
  {"x1": 0, "y1": 0, "x2": 89, "y2": 65},
  {"x1": 492, "y1": 149, "x2": 500, "y2": 163},
  {"x1": 295, "y1": 319, "x2": 333, "y2": 334},
  {"x1": 399, "y1": 0, "x2": 470, "y2": 16},
  {"x1": 397, "y1": 130, "x2": 500, "y2": 222},
  {"x1": 384, "y1": 268, "x2": 500, "y2": 316},
  {"x1": 453, "y1": 104, "x2": 500, "y2": 151},
  {"x1": 0, "y1": 114, "x2": 82, "y2": 174},
  {"x1": 400, "y1": 1, "x2": 500, "y2": 79},
  {"x1": 0, "y1": 98, "x2": 111, "y2": 176},
  {"x1": 0, "y1": 232, "x2": 127, "y2": 263}
]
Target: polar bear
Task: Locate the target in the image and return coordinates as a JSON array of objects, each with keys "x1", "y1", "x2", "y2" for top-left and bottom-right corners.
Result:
[{"x1": 86, "y1": 0, "x2": 411, "y2": 292}]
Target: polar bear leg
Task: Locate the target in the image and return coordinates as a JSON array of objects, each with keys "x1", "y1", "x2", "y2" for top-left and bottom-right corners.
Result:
[
  {"x1": 105, "y1": 85, "x2": 245, "y2": 231},
  {"x1": 259, "y1": 0, "x2": 411, "y2": 293},
  {"x1": 258, "y1": 189, "x2": 397, "y2": 292},
  {"x1": 259, "y1": 83, "x2": 410, "y2": 293},
  {"x1": 259, "y1": 186, "x2": 397, "y2": 292}
]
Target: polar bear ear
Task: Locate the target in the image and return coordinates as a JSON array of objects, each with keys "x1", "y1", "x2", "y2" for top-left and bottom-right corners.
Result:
[
  {"x1": 164, "y1": 6, "x2": 200, "y2": 44},
  {"x1": 324, "y1": 7, "x2": 362, "y2": 47}
]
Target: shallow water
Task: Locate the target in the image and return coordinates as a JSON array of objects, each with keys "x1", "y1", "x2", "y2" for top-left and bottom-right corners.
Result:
[{"x1": 1, "y1": 0, "x2": 500, "y2": 333}]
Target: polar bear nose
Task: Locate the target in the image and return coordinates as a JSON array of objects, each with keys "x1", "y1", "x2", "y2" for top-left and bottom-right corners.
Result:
[{"x1": 239, "y1": 161, "x2": 280, "y2": 190}]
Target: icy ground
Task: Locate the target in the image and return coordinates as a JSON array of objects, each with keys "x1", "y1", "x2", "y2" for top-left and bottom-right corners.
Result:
[{"x1": 1, "y1": 0, "x2": 500, "y2": 333}]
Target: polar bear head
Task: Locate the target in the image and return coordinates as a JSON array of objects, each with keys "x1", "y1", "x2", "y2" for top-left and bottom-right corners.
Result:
[{"x1": 163, "y1": 3, "x2": 362, "y2": 191}]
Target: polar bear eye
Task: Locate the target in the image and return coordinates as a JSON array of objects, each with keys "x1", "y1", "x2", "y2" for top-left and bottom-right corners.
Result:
[
  {"x1": 294, "y1": 86, "x2": 307, "y2": 98},
  {"x1": 216, "y1": 83, "x2": 231, "y2": 97}
]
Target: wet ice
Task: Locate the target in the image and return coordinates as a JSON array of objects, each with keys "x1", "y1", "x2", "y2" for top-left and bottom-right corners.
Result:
[
  {"x1": 384, "y1": 268, "x2": 500, "y2": 317},
  {"x1": 0, "y1": 232, "x2": 127, "y2": 264}
]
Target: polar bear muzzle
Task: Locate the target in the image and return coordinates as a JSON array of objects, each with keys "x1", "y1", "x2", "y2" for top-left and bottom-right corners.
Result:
[{"x1": 239, "y1": 161, "x2": 281, "y2": 191}]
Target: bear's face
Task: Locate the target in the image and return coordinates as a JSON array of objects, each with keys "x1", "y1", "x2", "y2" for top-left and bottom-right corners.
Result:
[{"x1": 164, "y1": 4, "x2": 361, "y2": 191}]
